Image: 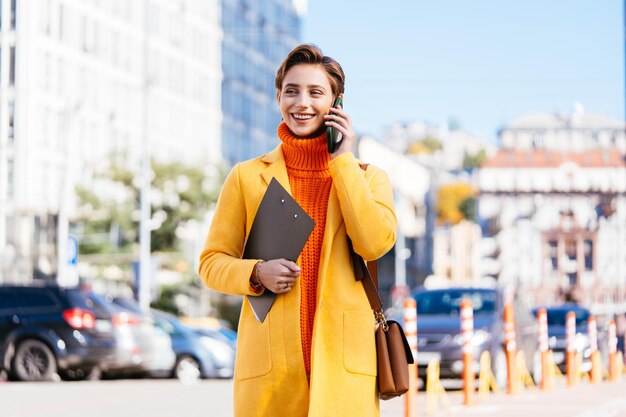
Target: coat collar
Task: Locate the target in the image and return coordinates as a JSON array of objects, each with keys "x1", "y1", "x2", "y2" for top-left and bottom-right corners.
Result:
[{"x1": 260, "y1": 145, "x2": 292, "y2": 195}]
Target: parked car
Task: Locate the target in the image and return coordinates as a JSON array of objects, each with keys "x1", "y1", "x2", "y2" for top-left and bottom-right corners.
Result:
[
  {"x1": 0, "y1": 284, "x2": 118, "y2": 381},
  {"x1": 101, "y1": 297, "x2": 176, "y2": 379},
  {"x1": 151, "y1": 311, "x2": 235, "y2": 384},
  {"x1": 533, "y1": 304, "x2": 593, "y2": 374},
  {"x1": 179, "y1": 316, "x2": 237, "y2": 350},
  {"x1": 406, "y1": 286, "x2": 537, "y2": 387}
]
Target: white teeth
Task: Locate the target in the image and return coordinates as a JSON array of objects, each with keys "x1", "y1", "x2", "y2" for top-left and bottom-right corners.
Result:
[{"x1": 293, "y1": 114, "x2": 313, "y2": 120}]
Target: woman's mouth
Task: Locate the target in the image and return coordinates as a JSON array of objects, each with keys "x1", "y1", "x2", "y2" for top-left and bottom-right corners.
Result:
[{"x1": 292, "y1": 113, "x2": 314, "y2": 121}]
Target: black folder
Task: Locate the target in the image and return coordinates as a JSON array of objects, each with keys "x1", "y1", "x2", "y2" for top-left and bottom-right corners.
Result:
[{"x1": 244, "y1": 178, "x2": 315, "y2": 322}]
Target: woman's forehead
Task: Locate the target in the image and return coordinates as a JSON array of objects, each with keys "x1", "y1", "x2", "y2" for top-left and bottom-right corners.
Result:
[{"x1": 282, "y1": 64, "x2": 331, "y2": 89}]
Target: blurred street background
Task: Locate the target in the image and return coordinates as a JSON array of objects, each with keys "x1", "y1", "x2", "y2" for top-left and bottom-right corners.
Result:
[{"x1": 0, "y1": 0, "x2": 625, "y2": 416}]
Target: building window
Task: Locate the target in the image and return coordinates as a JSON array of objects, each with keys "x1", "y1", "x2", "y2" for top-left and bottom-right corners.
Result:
[
  {"x1": 9, "y1": 46, "x2": 16, "y2": 85},
  {"x1": 584, "y1": 239, "x2": 593, "y2": 270},
  {"x1": 8, "y1": 101, "x2": 15, "y2": 142},
  {"x1": 567, "y1": 272, "x2": 577, "y2": 287},
  {"x1": 7, "y1": 159, "x2": 14, "y2": 198},
  {"x1": 10, "y1": 0, "x2": 17, "y2": 29},
  {"x1": 548, "y1": 240, "x2": 558, "y2": 270},
  {"x1": 39, "y1": 0, "x2": 50, "y2": 34},
  {"x1": 565, "y1": 239, "x2": 577, "y2": 262},
  {"x1": 34, "y1": 216, "x2": 41, "y2": 245},
  {"x1": 58, "y1": 3, "x2": 64, "y2": 40}
]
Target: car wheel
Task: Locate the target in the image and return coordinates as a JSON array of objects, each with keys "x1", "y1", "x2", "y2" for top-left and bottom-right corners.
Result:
[
  {"x1": 492, "y1": 348, "x2": 508, "y2": 390},
  {"x1": 175, "y1": 356, "x2": 201, "y2": 385},
  {"x1": 12, "y1": 339, "x2": 57, "y2": 382}
]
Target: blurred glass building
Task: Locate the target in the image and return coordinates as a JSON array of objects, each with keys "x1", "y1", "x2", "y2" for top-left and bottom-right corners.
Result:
[
  {"x1": 0, "y1": 0, "x2": 222, "y2": 283},
  {"x1": 220, "y1": 0, "x2": 304, "y2": 165}
]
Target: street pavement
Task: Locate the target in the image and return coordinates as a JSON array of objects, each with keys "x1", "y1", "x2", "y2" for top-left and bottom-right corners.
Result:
[{"x1": 2, "y1": 377, "x2": 626, "y2": 417}]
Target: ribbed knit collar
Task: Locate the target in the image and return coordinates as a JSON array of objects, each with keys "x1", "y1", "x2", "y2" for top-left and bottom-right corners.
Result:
[{"x1": 277, "y1": 122, "x2": 330, "y2": 171}]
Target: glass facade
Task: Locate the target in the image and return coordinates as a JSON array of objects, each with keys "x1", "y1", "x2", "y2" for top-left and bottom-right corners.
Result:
[{"x1": 221, "y1": 0, "x2": 301, "y2": 165}]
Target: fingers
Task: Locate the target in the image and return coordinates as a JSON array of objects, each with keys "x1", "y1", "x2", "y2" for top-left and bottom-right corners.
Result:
[
  {"x1": 269, "y1": 276, "x2": 296, "y2": 294},
  {"x1": 275, "y1": 277, "x2": 297, "y2": 294},
  {"x1": 256, "y1": 259, "x2": 300, "y2": 293},
  {"x1": 324, "y1": 108, "x2": 352, "y2": 132},
  {"x1": 268, "y1": 259, "x2": 300, "y2": 277},
  {"x1": 324, "y1": 107, "x2": 356, "y2": 154}
]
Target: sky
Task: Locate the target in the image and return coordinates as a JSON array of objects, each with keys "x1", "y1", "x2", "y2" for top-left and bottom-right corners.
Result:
[{"x1": 302, "y1": 1, "x2": 624, "y2": 144}]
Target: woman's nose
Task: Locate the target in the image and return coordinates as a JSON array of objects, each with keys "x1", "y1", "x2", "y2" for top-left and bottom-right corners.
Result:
[{"x1": 295, "y1": 94, "x2": 310, "y2": 108}]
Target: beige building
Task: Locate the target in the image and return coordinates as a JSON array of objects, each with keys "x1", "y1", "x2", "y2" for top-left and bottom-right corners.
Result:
[
  {"x1": 479, "y1": 107, "x2": 626, "y2": 315},
  {"x1": 431, "y1": 220, "x2": 482, "y2": 285}
]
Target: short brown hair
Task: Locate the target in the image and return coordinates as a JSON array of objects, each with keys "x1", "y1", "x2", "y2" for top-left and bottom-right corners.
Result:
[{"x1": 275, "y1": 44, "x2": 345, "y2": 97}]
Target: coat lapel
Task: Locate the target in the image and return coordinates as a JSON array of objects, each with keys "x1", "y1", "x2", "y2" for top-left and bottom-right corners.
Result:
[
  {"x1": 317, "y1": 160, "x2": 367, "y2": 297},
  {"x1": 316, "y1": 184, "x2": 343, "y2": 295},
  {"x1": 260, "y1": 145, "x2": 292, "y2": 195}
]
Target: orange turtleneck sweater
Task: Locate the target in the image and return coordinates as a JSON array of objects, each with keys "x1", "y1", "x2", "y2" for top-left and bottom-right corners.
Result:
[{"x1": 277, "y1": 123, "x2": 332, "y2": 376}]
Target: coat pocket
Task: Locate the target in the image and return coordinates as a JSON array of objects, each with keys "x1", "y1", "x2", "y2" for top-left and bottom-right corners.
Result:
[
  {"x1": 343, "y1": 311, "x2": 377, "y2": 376},
  {"x1": 235, "y1": 316, "x2": 272, "y2": 380}
]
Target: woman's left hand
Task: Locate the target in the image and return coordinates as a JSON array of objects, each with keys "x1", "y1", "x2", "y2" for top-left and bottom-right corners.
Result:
[{"x1": 324, "y1": 106, "x2": 356, "y2": 159}]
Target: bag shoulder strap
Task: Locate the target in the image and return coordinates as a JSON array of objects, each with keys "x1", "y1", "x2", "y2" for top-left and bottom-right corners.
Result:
[
  {"x1": 349, "y1": 161, "x2": 384, "y2": 312},
  {"x1": 348, "y1": 239, "x2": 382, "y2": 311}
]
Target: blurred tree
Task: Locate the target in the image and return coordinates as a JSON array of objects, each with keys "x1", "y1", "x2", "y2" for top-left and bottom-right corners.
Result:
[
  {"x1": 75, "y1": 153, "x2": 228, "y2": 253},
  {"x1": 150, "y1": 284, "x2": 181, "y2": 316},
  {"x1": 462, "y1": 148, "x2": 487, "y2": 171},
  {"x1": 458, "y1": 196, "x2": 477, "y2": 222},
  {"x1": 436, "y1": 183, "x2": 477, "y2": 225},
  {"x1": 406, "y1": 137, "x2": 443, "y2": 155}
]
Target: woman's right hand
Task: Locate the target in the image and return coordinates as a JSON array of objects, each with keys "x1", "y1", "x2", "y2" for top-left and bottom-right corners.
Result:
[{"x1": 256, "y1": 259, "x2": 300, "y2": 293}]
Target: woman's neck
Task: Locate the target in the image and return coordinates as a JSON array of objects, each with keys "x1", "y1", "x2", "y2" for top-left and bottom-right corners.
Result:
[{"x1": 277, "y1": 122, "x2": 330, "y2": 171}]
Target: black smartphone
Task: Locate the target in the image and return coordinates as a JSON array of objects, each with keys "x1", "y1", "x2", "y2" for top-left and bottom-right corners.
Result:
[{"x1": 326, "y1": 95, "x2": 344, "y2": 153}]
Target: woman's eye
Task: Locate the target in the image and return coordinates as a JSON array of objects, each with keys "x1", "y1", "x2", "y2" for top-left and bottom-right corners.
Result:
[
  {"x1": 285, "y1": 88, "x2": 297, "y2": 94},
  {"x1": 310, "y1": 90, "x2": 322, "y2": 96}
]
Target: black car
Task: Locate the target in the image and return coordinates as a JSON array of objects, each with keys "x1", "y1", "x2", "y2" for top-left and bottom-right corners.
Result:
[
  {"x1": 409, "y1": 286, "x2": 537, "y2": 387},
  {"x1": 0, "y1": 284, "x2": 118, "y2": 381},
  {"x1": 533, "y1": 304, "x2": 593, "y2": 374}
]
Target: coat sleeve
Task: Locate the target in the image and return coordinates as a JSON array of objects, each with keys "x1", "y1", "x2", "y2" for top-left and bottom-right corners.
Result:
[
  {"x1": 329, "y1": 152, "x2": 397, "y2": 261},
  {"x1": 197, "y1": 164, "x2": 262, "y2": 296}
]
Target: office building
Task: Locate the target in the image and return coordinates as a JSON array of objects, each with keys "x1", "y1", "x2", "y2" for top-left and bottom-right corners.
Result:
[
  {"x1": 0, "y1": 0, "x2": 222, "y2": 282},
  {"x1": 220, "y1": 0, "x2": 303, "y2": 164}
]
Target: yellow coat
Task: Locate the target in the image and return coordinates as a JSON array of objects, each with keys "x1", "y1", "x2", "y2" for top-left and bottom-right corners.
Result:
[{"x1": 198, "y1": 146, "x2": 397, "y2": 417}]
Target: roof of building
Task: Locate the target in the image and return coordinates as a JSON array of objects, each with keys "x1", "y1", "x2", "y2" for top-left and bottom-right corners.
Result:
[{"x1": 482, "y1": 148, "x2": 626, "y2": 168}]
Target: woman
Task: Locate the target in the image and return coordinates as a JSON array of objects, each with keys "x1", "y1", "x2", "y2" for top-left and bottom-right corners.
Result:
[{"x1": 198, "y1": 44, "x2": 397, "y2": 417}]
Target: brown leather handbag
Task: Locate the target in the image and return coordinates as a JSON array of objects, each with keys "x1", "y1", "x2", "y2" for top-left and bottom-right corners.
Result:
[{"x1": 349, "y1": 240, "x2": 414, "y2": 400}]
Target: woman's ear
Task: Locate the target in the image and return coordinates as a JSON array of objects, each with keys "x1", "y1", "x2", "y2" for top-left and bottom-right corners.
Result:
[{"x1": 276, "y1": 90, "x2": 281, "y2": 104}]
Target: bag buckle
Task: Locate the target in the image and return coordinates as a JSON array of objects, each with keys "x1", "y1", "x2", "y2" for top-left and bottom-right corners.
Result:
[{"x1": 375, "y1": 309, "x2": 388, "y2": 332}]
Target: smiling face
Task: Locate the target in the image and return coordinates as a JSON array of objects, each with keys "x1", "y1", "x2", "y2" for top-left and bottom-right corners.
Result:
[{"x1": 277, "y1": 64, "x2": 335, "y2": 138}]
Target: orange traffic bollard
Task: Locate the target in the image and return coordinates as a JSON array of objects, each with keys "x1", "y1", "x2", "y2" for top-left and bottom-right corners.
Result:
[
  {"x1": 588, "y1": 315, "x2": 602, "y2": 384},
  {"x1": 565, "y1": 311, "x2": 576, "y2": 387},
  {"x1": 608, "y1": 319, "x2": 618, "y2": 382},
  {"x1": 403, "y1": 298, "x2": 417, "y2": 417},
  {"x1": 536, "y1": 308, "x2": 552, "y2": 390},
  {"x1": 503, "y1": 304, "x2": 518, "y2": 395},
  {"x1": 460, "y1": 299, "x2": 475, "y2": 406}
]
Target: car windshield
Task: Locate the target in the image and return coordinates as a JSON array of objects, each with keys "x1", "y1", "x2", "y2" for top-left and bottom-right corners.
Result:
[
  {"x1": 67, "y1": 289, "x2": 113, "y2": 318},
  {"x1": 546, "y1": 308, "x2": 590, "y2": 326},
  {"x1": 415, "y1": 289, "x2": 497, "y2": 316}
]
